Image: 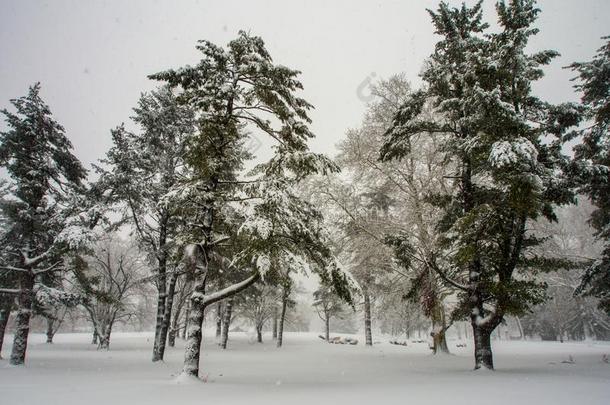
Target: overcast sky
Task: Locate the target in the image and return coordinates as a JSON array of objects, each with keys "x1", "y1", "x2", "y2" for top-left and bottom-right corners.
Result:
[{"x1": 1, "y1": 0, "x2": 608, "y2": 173}]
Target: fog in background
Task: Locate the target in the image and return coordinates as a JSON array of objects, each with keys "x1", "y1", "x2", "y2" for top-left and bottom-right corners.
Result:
[{"x1": 1, "y1": 0, "x2": 608, "y2": 172}]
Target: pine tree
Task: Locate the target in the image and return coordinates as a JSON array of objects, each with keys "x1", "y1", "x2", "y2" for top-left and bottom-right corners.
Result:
[
  {"x1": 0, "y1": 83, "x2": 88, "y2": 365},
  {"x1": 380, "y1": 1, "x2": 580, "y2": 369},
  {"x1": 150, "y1": 31, "x2": 353, "y2": 378},
  {"x1": 569, "y1": 37, "x2": 610, "y2": 314},
  {"x1": 97, "y1": 85, "x2": 196, "y2": 361}
]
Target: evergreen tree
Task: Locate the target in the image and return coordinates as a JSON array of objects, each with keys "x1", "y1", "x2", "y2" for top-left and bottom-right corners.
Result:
[
  {"x1": 150, "y1": 31, "x2": 353, "y2": 378},
  {"x1": 0, "y1": 83, "x2": 89, "y2": 365},
  {"x1": 569, "y1": 37, "x2": 610, "y2": 314},
  {"x1": 97, "y1": 85, "x2": 196, "y2": 361},
  {"x1": 380, "y1": 1, "x2": 580, "y2": 369}
]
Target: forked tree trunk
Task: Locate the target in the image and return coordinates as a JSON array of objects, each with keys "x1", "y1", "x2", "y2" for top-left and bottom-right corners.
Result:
[
  {"x1": 363, "y1": 289, "x2": 372, "y2": 346},
  {"x1": 277, "y1": 287, "x2": 288, "y2": 348},
  {"x1": 157, "y1": 271, "x2": 178, "y2": 360},
  {"x1": 10, "y1": 272, "x2": 35, "y2": 365},
  {"x1": 220, "y1": 297, "x2": 233, "y2": 349},
  {"x1": 46, "y1": 318, "x2": 55, "y2": 343},
  {"x1": 0, "y1": 301, "x2": 11, "y2": 357}
]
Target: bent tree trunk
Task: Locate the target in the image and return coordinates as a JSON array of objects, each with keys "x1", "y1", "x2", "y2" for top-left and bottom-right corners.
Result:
[
  {"x1": 10, "y1": 272, "x2": 35, "y2": 365},
  {"x1": 363, "y1": 288, "x2": 372, "y2": 346},
  {"x1": 0, "y1": 300, "x2": 11, "y2": 357},
  {"x1": 220, "y1": 297, "x2": 233, "y2": 349},
  {"x1": 277, "y1": 287, "x2": 288, "y2": 348}
]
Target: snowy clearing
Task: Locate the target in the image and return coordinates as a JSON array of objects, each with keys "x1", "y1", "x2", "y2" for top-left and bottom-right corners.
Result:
[{"x1": 2, "y1": 332, "x2": 609, "y2": 405}]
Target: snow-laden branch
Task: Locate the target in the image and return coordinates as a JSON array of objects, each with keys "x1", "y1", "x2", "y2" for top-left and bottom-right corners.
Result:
[{"x1": 202, "y1": 272, "x2": 260, "y2": 307}]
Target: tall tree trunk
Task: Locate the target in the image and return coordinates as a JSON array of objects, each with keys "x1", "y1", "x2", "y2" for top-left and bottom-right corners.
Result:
[
  {"x1": 215, "y1": 301, "x2": 223, "y2": 339},
  {"x1": 91, "y1": 328, "x2": 98, "y2": 345},
  {"x1": 272, "y1": 306, "x2": 278, "y2": 340},
  {"x1": 157, "y1": 271, "x2": 178, "y2": 360},
  {"x1": 325, "y1": 313, "x2": 330, "y2": 342},
  {"x1": 277, "y1": 287, "x2": 288, "y2": 348},
  {"x1": 0, "y1": 300, "x2": 11, "y2": 357},
  {"x1": 152, "y1": 221, "x2": 169, "y2": 362},
  {"x1": 152, "y1": 272, "x2": 167, "y2": 361},
  {"x1": 363, "y1": 288, "x2": 373, "y2": 346},
  {"x1": 46, "y1": 317, "x2": 55, "y2": 343},
  {"x1": 10, "y1": 272, "x2": 35, "y2": 365},
  {"x1": 220, "y1": 297, "x2": 233, "y2": 349}
]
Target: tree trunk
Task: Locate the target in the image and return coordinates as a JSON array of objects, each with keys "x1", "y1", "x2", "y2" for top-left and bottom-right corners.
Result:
[
  {"x1": 472, "y1": 324, "x2": 494, "y2": 370},
  {"x1": 91, "y1": 328, "x2": 98, "y2": 345},
  {"x1": 168, "y1": 302, "x2": 182, "y2": 348},
  {"x1": 363, "y1": 289, "x2": 372, "y2": 346},
  {"x1": 515, "y1": 316, "x2": 524, "y2": 340},
  {"x1": 277, "y1": 287, "x2": 288, "y2": 348},
  {"x1": 182, "y1": 300, "x2": 190, "y2": 339},
  {"x1": 46, "y1": 317, "x2": 55, "y2": 343},
  {"x1": 220, "y1": 297, "x2": 233, "y2": 349},
  {"x1": 10, "y1": 272, "x2": 35, "y2": 365},
  {"x1": 152, "y1": 238, "x2": 168, "y2": 362},
  {"x1": 0, "y1": 301, "x2": 11, "y2": 357},
  {"x1": 325, "y1": 313, "x2": 330, "y2": 342},
  {"x1": 215, "y1": 301, "x2": 223, "y2": 339},
  {"x1": 256, "y1": 324, "x2": 263, "y2": 343},
  {"x1": 431, "y1": 303, "x2": 450, "y2": 354},
  {"x1": 156, "y1": 271, "x2": 178, "y2": 360},
  {"x1": 272, "y1": 306, "x2": 278, "y2": 340},
  {"x1": 182, "y1": 279, "x2": 207, "y2": 377}
]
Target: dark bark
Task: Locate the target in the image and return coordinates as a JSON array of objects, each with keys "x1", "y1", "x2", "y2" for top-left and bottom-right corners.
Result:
[
  {"x1": 157, "y1": 271, "x2": 178, "y2": 360},
  {"x1": 325, "y1": 312, "x2": 330, "y2": 342},
  {"x1": 152, "y1": 218, "x2": 169, "y2": 362},
  {"x1": 272, "y1": 306, "x2": 278, "y2": 340},
  {"x1": 0, "y1": 301, "x2": 11, "y2": 357},
  {"x1": 256, "y1": 324, "x2": 263, "y2": 343},
  {"x1": 472, "y1": 324, "x2": 494, "y2": 370},
  {"x1": 363, "y1": 289, "x2": 372, "y2": 346},
  {"x1": 91, "y1": 328, "x2": 98, "y2": 345},
  {"x1": 277, "y1": 288, "x2": 288, "y2": 348},
  {"x1": 46, "y1": 318, "x2": 55, "y2": 343},
  {"x1": 215, "y1": 301, "x2": 223, "y2": 339},
  {"x1": 10, "y1": 272, "x2": 35, "y2": 365},
  {"x1": 220, "y1": 297, "x2": 233, "y2": 349}
]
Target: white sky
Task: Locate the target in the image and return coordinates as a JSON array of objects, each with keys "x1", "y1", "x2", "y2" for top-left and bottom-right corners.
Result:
[{"x1": 1, "y1": 0, "x2": 609, "y2": 173}]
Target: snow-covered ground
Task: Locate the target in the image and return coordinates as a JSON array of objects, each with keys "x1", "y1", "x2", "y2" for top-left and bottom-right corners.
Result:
[{"x1": 1, "y1": 332, "x2": 609, "y2": 405}]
